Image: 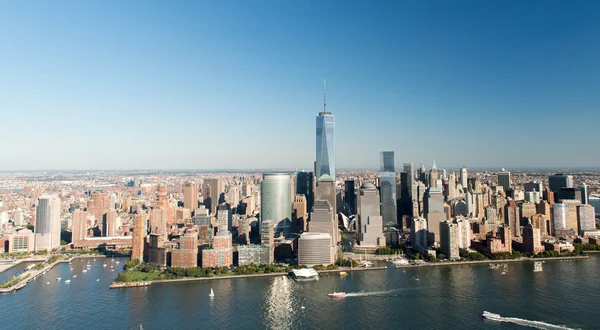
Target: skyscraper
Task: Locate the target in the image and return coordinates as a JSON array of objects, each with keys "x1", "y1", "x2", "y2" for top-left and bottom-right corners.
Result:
[
  {"x1": 357, "y1": 183, "x2": 383, "y2": 247},
  {"x1": 296, "y1": 171, "x2": 314, "y2": 214},
  {"x1": 34, "y1": 195, "x2": 61, "y2": 251},
  {"x1": 260, "y1": 173, "x2": 293, "y2": 238},
  {"x1": 577, "y1": 204, "x2": 596, "y2": 235},
  {"x1": 429, "y1": 160, "x2": 440, "y2": 188},
  {"x1": 441, "y1": 221, "x2": 459, "y2": 260},
  {"x1": 183, "y1": 182, "x2": 199, "y2": 211},
  {"x1": 402, "y1": 162, "x2": 414, "y2": 200},
  {"x1": 316, "y1": 80, "x2": 335, "y2": 181},
  {"x1": 459, "y1": 167, "x2": 468, "y2": 190},
  {"x1": 549, "y1": 174, "x2": 574, "y2": 202},
  {"x1": 581, "y1": 183, "x2": 589, "y2": 205},
  {"x1": 497, "y1": 170, "x2": 511, "y2": 191},
  {"x1": 424, "y1": 187, "x2": 445, "y2": 243},
  {"x1": 343, "y1": 180, "x2": 356, "y2": 214},
  {"x1": 204, "y1": 178, "x2": 224, "y2": 214},
  {"x1": 380, "y1": 151, "x2": 395, "y2": 172}
]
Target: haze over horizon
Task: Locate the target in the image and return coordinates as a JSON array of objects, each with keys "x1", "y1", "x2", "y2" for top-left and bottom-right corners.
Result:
[{"x1": 2, "y1": 1, "x2": 599, "y2": 170}]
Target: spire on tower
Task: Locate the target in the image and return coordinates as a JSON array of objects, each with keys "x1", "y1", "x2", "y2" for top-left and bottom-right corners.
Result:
[{"x1": 324, "y1": 79, "x2": 327, "y2": 113}]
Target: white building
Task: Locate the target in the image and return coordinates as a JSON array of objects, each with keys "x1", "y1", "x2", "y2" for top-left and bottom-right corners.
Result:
[
  {"x1": 456, "y1": 218, "x2": 471, "y2": 249},
  {"x1": 441, "y1": 221, "x2": 459, "y2": 260},
  {"x1": 411, "y1": 217, "x2": 428, "y2": 253},
  {"x1": 298, "y1": 232, "x2": 334, "y2": 266}
]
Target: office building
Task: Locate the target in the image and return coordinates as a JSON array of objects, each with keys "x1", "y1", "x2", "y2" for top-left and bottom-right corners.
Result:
[
  {"x1": 456, "y1": 218, "x2": 471, "y2": 249},
  {"x1": 293, "y1": 194, "x2": 308, "y2": 233},
  {"x1": 411, "y1": 217, "x2": 428, "y2": 253},
  {"x1": 316, "y1": 81, "x2": 335, "y2": 180},
  {"x1": 357, "y1": 182, "x2": 383, "y2": 247},
  {"x1": 581, "y1": 183, "x2": 589, "y2": 204},
  {"x1": 459, "y1": 167, "x2": 468, "y2": 190},
  {"x1": 441, "y1": 221, "x2": 459, "y2": 260},
  {"x1": 497, "y1": 171, "x2": 511, "y2": 192},
  {"x1": 380, "y1": 151, "x2": 395, "y2": 172},
  {"x1": 296, "y1": 171, "x2": 314, "y2": 213},
  {"x1": 379, "y1": 171, "x2": 397, "y2": 226},
  {"x1": 237, "y1": 245, "x2": 271, "y2": 266},
  {"x1": 260, "y1": 173, "x2": 293, "y2": 238},
  {"x1": 424, "y1": 187, "x2": 445, "y2": 243},
  {"x1": 308, "y1": 200, "x2": 337, "y2": 245},
  {"x1": 34, "y1": 195, "x2": 62, "y2": 251},
  {"x1": 505, "y1": 200, "x2": 521, "y2": 238},
  {"x1": 72, "y1": 210, "x2": 88, "y2": 243},
  {"x1": 552, "y1": 203, "x2": 569, "y2": 234},
  {"x1": 344, "y1": 180, "x2": 356, "y2": 214},
  {"x1": 429, "y1": 160, "x2": 440, "y2": 188},
  {"x1": 577, "y1": 204, "x2": 596, "y2": 235},
  {"x1": 204, "y1": 178, "x2": 224, "y2": 214},
  {"x1": 217, "y1": 204, "x2": 232, "y2": 232},
  {"x1": 260, "y1": 220, "x2": 275, "y2": 264},
  {"x1": 298, "y1": 232, "x2": 334, "y2": 266},
  {"x1": 524, "y1": 181, "x2": 543, "y2": 194},
  {"x1": 403, "y1": 162, "x2": 414, "y2": 200},
  {"x1": 102, "y1": 210, "x2": 117, "y2": 237},
  {"x1": 561, "y1": 199, "x2": 581, "y2": 233},
  {"x1": 549, "y1": 174, "x2": 574, "y2": 202},
  {"x1": 183, "y1": 182, "x2": 199, "y2": 211}
]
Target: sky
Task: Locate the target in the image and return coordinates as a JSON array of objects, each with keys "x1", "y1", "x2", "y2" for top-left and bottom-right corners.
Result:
[{"x1": 1, "y1": 0, "x2": 599, "y2": 170}]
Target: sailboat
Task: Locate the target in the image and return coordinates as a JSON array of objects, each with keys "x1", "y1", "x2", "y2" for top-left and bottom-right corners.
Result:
[{"x1": 209, "y1": 288, "x2": 215, "y2": 298}]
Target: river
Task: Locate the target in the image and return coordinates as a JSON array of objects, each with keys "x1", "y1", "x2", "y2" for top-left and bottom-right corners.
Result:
[{"x1": 1, "y1": 255, "x2": 598, "y2": 329}]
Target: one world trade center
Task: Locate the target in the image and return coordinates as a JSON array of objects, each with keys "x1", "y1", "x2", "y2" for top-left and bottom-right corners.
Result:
[{"x1": 316, "y1": 80, "x2": 335, "y2": 181}]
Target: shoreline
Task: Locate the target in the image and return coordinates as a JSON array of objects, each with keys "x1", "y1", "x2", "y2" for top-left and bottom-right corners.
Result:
[{"x1": 392, "y1": 255, "x2": 589, "y2": 269}]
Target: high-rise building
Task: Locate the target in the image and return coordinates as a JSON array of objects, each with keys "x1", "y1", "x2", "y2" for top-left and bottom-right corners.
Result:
[
  {"x1": 411, "y1": 217, "x2": 428, "y2": 253},
  {"x1": 441, "y1": 221, "x2": 459, "y2": 260},
  {"x1": 459, "y1": 167, "x2": 468, "y2": 190},
  {"x1": 308, "y1": 201, "x2": 337, "y2": 247},
  {"x1": 260, "y1": 173, "x2": 292, "y2": 238},
  {"x1": 315, "y1": 175, "x2": 336, "y2": 218},
  {"x1": 102, "y1": 210, "x2": 117, "y2": 237},
  {"x1": 505, "y1": 200, "x2": 521, "y2": 238},
  {"x1": 260, "y1": 220, "x2": 275, "y2": 264},
  {"x1": 456, "y1": 218, "x2": 471, "y2": 249},
  {"x1": 171, "y1": 233, "x2": 199, "y2": 268},
  {"x1": 424, "y1": 187, "x2": 445, "y2": 243},
  {"x1": 379, "y1": 171, "x2": 397, "y2": 226},
  {"x1": 12, "y1": 209, "x2": 23, "y2": 227},
  {"x1": 577, "y1": 204, "x2": 596, "y2": 235},
  {"x1": 217, "y1": 204, "x2": 232, "y2": 232},
  {"x1": 34, "y1": 195, "x2": 62, "y2": 251},
  {"x1": 204, "y1": 178, "x2": 224, "y2": 214},
  {"x1": 403, "y1": 162, "x2": 414, "y2": 200},
  {"x1": 183, "y1": 182, "x2": 199, "y2": 211},
  {"x1": 522, "y1": 222, "x2": 544, "y2": 254},
  {"x1": 72, "y1": 210, "x2": 88, "y2": 243},
  {"x1": 552, "y1": 203, "x2": 569, "y2": 234},
  {"x1": 293, "y1": 194, "x2": 308, "y2": 233},
  {"x1": 202, "y1": 231, "x2": 233, "y2": 268},
  {"x1": 131, "y1": 214, "x2": 147, "y2": 261},
  {"x1": 497, "y1": 171, "x2": 511, "y2": 192},
  {"x1": 344, "y1": 180, "x2": 356, "y2": 214},
  {"x1": 429, "y1": 160, "x2": 440, "y2": 188},
  {"x1": 447, "y1": 173, "x2": 457, "y2": 200},
  {"x1": 296, "y1": 171, "x2": 314, "y2": 214},
  {"x1": 316, "y1": 81, "x2": 335, "y2": 180},
  {"x1": 524, "y1": 181, "x2": 543, "y2": 194},
  {"x1": 298, "y1": 232, "x2": 334, "y2": 266},
  {"x1": 561, "y1": 199, "x2": 581, "y2": 233},
  {"x1": 581, "y1": 183, "x2": 589, "y2": 205},
  {"x1": 380, "y1": 151, "x2": 395, "y2": 172},
  {"x1": 357, "y1": 183, "x2": 383, "y2": 247},
  {"x1": 549, "y1": 174, "x2": 574, "y2": 202}
]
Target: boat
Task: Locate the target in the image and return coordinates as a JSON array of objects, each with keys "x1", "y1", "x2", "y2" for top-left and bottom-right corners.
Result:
[
  {"x1": 328, "y1": 292, "x2": 347, "y2": 299},
  {"x1": 116, "y1": 261, "x2": 120, "y2": 264},
  {"x1": 482, "y1": 311, "x2": 501, "y2": 320},
  {"x1": 111, "y1": 269, "x2": 115, "y2": 272},
  {"x1": 73, "y1": 275, "x2": 77, "y2": 278},
  {"x1": 339, "y1": 271, "x2": 347, "y2": 277},
  {"x1": 103, "y1": 264, "x2": 107, "y2": 267},
  {"x1": 392, "y1": 257, "x2": 410, "y2": 266},
  {"x1": 82, "y1": 269, "x2": 87, "y2": 273},
  {"x1": 360, "y1": 261, "x2": 374, "y2": 268},
  {"x1": 25, "y1": 264, "x2": 35, "y2": 271},
  {"x1": 56, "y1": 277, "x2": 61, "y2": 281},
  {"x1": 291, "y1": 268, "x2": 319, "y2": 282},
  {"x1": 209, "y1": 288, "x2": 215, "y2": 297},
  {"x1": 65, "y1": 280, "x2": 71, "y2": 283},
  {"x1": 501, "y1": 272, "x2": 506, "y2": 275},
  {"x1": 301, "y1": 305, "x2": 306, "y2": 309},
  {"x1": 46, "y1": 282, "x2": 50, "y2": 284},
  {"x1": 533, "y1": 261, "x2": 543, "y2": 272},
  {"x1": 96, "y1": 279, "x2": 100, "y2": 281}
]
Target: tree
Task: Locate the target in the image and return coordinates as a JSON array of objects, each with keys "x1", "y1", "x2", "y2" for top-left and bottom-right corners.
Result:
[{"x1": 437, "y1": 254, "x2": 446, "y2": 261}]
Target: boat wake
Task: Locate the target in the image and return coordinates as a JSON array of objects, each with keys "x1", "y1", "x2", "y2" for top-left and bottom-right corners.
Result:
[
  {"x1": 484, "y1": 311, "x2": 579, "y2": 330},
  {"x1": 345, "y1": 289, "x2": 403, "y2": 297}
]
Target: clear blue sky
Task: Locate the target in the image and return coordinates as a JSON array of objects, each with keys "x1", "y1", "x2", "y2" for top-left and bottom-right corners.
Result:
[{"x1": 1, "y1": 0, "x2": 599, "y2": 170}]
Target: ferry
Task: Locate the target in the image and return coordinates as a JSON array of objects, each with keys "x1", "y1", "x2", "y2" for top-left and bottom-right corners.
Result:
[
  {"x1": 482, "y1": 311, "x2": 501, "y2": 320},
  {"x1": 328, "y1": 292, "x2": 347, "y2": 299},
  {"x1": 291, "y1": 268, "x2": 319, "y2": 282}
]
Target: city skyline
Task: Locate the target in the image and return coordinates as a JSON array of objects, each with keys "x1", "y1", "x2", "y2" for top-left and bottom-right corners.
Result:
[{"x1": 2, "y1": 1, "x2": 600, "y2": 170}]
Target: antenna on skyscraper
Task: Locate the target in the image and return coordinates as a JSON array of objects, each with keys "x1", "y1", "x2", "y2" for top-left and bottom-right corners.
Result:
[{"x1": 323, "y1": 79, "x2": 327, "y2": 113}]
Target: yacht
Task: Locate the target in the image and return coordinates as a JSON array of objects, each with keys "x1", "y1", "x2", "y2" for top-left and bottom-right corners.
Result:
[
  {"x1": 291, "y1": 268, "x2": 319, "y2": 282},
  {"x1": 533, "y1": 261, "x2": 543, "y2": 272},
  {"x1": 482, "y1": 311, "x2": 501, "y2": 320},
  {"x1": 56, "y1": 277, "x2": 61, "y2": 281},
  {"x1": 209, "y1": 288, "x2": 215, "y2": 297},
  {"x1": 64, "y1": 279, "x2": 71, "y2": 283},
  {"x1": 73, "y1": 275, "x2": 77, "y2": 278},
  {"x1": 328, "y1": 292, "x2": 347, "y2": 299},
  {"x1": 82, "y1": 269, "x2": 87, "y2": 273}
]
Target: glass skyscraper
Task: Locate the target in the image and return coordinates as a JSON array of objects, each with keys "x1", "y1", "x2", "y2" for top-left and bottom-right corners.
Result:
[
  {"x1": 316, "y1": 85, "x2": 335, "y2": 181},
  {"x1": 380, "y1": 151, "x2": 395, "y2": 172},
  {"x1": 260, "y1": 173, "x2": 293, "y2": 238},
  {"x1": 379, "y1": 171, "x2": 397, "y2": 226}
]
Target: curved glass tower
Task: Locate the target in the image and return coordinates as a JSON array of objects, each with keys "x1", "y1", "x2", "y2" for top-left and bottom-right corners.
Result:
[
  {"x1": 316, "y1": 81, "x2": 335, "y2": 180},
  {"x1": 260, "y1": 173, "x2": 292, "y2": 238}
]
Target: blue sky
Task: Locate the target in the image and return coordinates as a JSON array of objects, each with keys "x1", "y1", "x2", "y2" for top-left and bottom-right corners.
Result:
[{"x1": 1, "y1": 0, "x2": 599, "y2": 170}]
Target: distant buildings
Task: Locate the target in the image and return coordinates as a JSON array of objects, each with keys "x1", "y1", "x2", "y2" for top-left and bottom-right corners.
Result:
[
  {"x1": 34, "y1": 195, "x2": 62, "y2": 251},
  {"x1": 549, "y1": 174, "x2": 574, "y2": 202},
  {"x1": 497, "y1": 171, "x2": 511, "y2": 192},
  {"x1": 183, "y1": 182, "x2": 199, "y2": 211}
]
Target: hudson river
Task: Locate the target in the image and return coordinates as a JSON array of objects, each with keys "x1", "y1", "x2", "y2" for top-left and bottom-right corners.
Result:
[{"x1": 1, "y1": 255, "x2": 599, "y2": 329}]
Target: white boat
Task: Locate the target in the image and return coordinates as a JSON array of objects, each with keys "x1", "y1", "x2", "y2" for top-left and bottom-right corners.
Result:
[
  {"x1": 116, "y1": 261, "x2": 120, "y2": 264},
  {"x1": 209, "y1": 288, "x2": 215, "y2": 297},
  {"x1": 46, "y1": 282, "x2": 50, "y2": 284},
  {"x1": 291, "y1": 268, "x2": 319, "y2": 282},
  {"x1": 533, "y1": 261, "x2": 543, "y2": 272},
  {"x1": 65, "y1": 280, "x2": 71, "y2": 283},
  {"x1": 82, "y1": 269, "x2": 87, "y2": 273},
  {"x1": 392, "y1": 257, "x2": 410, "y2": 266},
  {"x1": 501, "y1": 272, "x2": 506, "y2": 275},
  {"x1": 103, "y1": 264, "x2": 107, "y2": 267},
  {"x1": 73, "y1": 275, "x2": 77, "y2": 278},
  {"x1": 482, "y1": 311, "x2": 501, "y2": 320},
  {"x1": 25, "y1": 264, "x2": 35, "y2": 271},
  {"x1": 111, "y1": 269, "x2": 115, "y2": 272},
  {"x1": 96, "y1": 279, "x2": 100, "y2": 281},
  {"x1": 56, "y1": 277, "x2": 61, "y2": 281}
]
